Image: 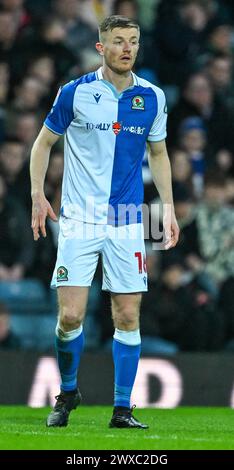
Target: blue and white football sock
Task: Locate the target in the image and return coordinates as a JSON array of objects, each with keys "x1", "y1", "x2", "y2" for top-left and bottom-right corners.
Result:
[
  {"x1": 112, "y1": 328, "x2": 141, "y2": 410},
  {"x1": 55, "y1": 323, "x2": 84, "y2": 392}
]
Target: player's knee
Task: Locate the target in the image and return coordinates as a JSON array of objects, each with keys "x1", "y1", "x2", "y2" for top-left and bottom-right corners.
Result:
[
  {"x1": 59, "y1": 307, "x2": 85, "y2": 330},
  {"x1": 114, "y1": 308, "x2": 139, "y2": 330}
]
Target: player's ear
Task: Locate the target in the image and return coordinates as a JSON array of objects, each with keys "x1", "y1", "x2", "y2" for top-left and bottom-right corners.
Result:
[{"x1": 96, "y1": 42, "x2": 104, "y2": 56}]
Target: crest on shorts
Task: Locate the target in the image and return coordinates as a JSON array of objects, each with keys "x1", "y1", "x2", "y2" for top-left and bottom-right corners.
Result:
[
  {"x1": 132, "y1": 96, "x2": 144, "y2": 110},
  {"x1": 57, "y1": 266, "x2": 68, "y2": 282}
]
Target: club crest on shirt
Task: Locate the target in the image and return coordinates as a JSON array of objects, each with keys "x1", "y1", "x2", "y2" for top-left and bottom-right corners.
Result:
[
  {"x1": 132, "y1": 96, "x2": 145, "y2": 110},
  {"x1": 57, "y1": 266, "x2": 68, "y2": 281},
  {"x1": 112, "y1": 121, "x2": 122, "y2": 135}
]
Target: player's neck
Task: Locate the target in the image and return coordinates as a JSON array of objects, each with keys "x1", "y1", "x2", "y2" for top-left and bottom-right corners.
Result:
[{"x1": 101, "y1": 66, "x2": 133, "y2": 92}]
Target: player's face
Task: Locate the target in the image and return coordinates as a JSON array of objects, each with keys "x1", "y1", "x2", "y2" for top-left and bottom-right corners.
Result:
[{"x1": 98, "y1": 27, "x2": 139, "y2": 74}]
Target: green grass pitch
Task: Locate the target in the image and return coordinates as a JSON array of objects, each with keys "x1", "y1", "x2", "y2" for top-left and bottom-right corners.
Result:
[{"x1": 0, "y1": 406, "x2": 233, "y2": 450}]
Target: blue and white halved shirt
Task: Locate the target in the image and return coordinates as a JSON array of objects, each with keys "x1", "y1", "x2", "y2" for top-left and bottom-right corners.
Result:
[{"x1": 44, "y1": 67, "x2": 167, "y2": 225}]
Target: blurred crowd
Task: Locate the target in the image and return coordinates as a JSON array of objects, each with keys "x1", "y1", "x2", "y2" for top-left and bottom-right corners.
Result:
[{"x1": 0, "y1": 0, "x2": 234, "y2": 354}]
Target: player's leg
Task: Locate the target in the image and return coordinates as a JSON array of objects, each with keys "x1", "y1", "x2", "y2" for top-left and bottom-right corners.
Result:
[
  {"x1": 102, "y1": 223, "x2": 148, "y2": 428},
  {"x1": 47, "y1": 217, "x2": 102, "y2": 427},
  {"x1": 47, "y1": 286, "x2": 88, "y2": 427},
  {"x1": 111, "y1": 292, "x2": 142, "y2": 406},
  {"x1": 109, "y1": 293, "x2": 148, "y2": 428},
  {"x1": 56, "y1": 286, "x2": 88, "y2": 392}
]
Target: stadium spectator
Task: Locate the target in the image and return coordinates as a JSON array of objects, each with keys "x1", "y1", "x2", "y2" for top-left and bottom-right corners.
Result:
[
  {"x1": 10, "y1": 76, "x2": 48, "y2": 113},
  {"x1": 205, "y1": 53, "x2": 234, "y2": 112},
  {"x1": 0, "y1": 173, "x2": 34, "y2": 280},
  {"x1": 0, "y1": 10, "x2": 18, "y2": 55},
  {"x1": 0, "y1": 8, "x2": 30, "y2": 79},
  {"x1": 73, "y1": 0, "x2": 111, "y2": 28},
  {"x1": 205, "y1": 17, "x2": 234, "y2": 55},
  {"x1": 27, "y1": 55, "x2": 56, "y2": 89},
  {"x1": 154, "y1": 254, "x2": 224, "y2": 351},
  {"x1": 168, "y1": 72, "x2": 234, "y2": 156},
  {"x1": 170, "y1": 149, "x2": 193, "y2": 196},
  {"x1": 0, "y1": 0, "x2": 32, "y2": 32},
  {"x1": 0, "y1": 137, "x2": 27, "y2": 200},
  {"x1": 112, "y1": 0, "x2": 138, "y2": 19},
  {"x1": 178, "y1": 116, "x2": 207, "y2": 197},
  {"x1": 214, "y1": 148, "x2": 234, "y2": 177},
  {"x1": 177, "y1": 172, "x2": 234, "y2": 295},
  {"x1": 0, "y1": 302, "x2": 21, "y2": 349},
  {"x1": 52, "y1": 0, "x2": 98, "y2": 58},
  {"x1": 20, "y1": 16, "x2": 79, "y2": 83},
  {"x1": 153, "y1": 0, "x2": 210, "y2": 85},
  {"x1": 13, "y1": 112, "x2": 40, "y2": 152}
]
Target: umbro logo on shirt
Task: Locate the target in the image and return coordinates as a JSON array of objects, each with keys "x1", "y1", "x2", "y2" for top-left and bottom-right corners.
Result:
[{"x1": 93, "y1": 93, "x2": 102, "y2": 103}]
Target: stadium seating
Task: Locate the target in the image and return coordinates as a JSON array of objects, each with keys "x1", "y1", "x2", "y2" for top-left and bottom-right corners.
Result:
[{"x1": 0, "y1": 279, "x2": 50, "y2": 314}]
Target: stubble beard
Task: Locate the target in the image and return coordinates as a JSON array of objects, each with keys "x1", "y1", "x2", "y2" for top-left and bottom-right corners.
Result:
[{"x1": 105, "y1": 56, "x2": 135, "y2": 76}]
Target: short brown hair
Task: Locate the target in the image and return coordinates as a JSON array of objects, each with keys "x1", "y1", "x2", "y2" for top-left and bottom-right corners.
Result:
[{"x1": 99, "y1": 15, "x2": 139, "y2": 40}]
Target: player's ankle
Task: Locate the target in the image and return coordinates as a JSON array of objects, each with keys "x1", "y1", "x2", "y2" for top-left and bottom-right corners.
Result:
[{"x1": 113, "y1": 406, "x2": 130, "y2": 414}]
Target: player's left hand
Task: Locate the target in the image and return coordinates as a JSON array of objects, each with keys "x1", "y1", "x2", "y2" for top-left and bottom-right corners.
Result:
[{"x1": 163, "y1": 211, "x2": 180, "y2": 250}]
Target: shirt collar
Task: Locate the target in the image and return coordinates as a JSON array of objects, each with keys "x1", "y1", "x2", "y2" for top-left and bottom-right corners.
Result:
[{"x1": 96, "y1": 67, "x2": 137, "y2": 86}]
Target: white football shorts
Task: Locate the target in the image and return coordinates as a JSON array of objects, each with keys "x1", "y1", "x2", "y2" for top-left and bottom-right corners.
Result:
[{"x1": 51, "y1": 216, "x2": 148, "y2": 293}]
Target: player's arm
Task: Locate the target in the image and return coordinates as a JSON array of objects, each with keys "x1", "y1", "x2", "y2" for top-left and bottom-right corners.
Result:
[
  {"x1": 148, "y1": 139, "x2": 180, "y2": 249},
  {"x1": 30, "y1": 125, "x2": 59, "y2": 241}
]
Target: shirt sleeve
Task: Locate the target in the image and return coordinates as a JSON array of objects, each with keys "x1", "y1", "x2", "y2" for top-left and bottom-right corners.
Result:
[
  {"x1": 147, "y1": 88, "x2": 167, "y2": 142},
  {"x1": 44, "y1": 81, "x2": 76, "y2": 135}
]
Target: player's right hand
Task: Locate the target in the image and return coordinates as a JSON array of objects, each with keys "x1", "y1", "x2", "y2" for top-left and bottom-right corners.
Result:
[{"x1": 31, "y1": 193, "x2": 58, "y2": 241}]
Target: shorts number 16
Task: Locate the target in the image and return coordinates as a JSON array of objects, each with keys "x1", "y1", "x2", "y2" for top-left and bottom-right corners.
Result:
[{"x1": 135, "y1": 252, "x2": 147, "y2": 274}]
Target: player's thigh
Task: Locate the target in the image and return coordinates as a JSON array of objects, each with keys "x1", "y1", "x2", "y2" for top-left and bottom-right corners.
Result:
[
  {"x1": 111, "y1": 292, "x2": 142, "y2": 330},
  {"x1": 102, "y1": 223, "x2": 148, "y2": 293},
  {"x1": 58, "y1": 286, "x2": 89, "y2": 324},
  {"x1": 51, "y1": 217, "x2": 102, "y2": 288}
]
